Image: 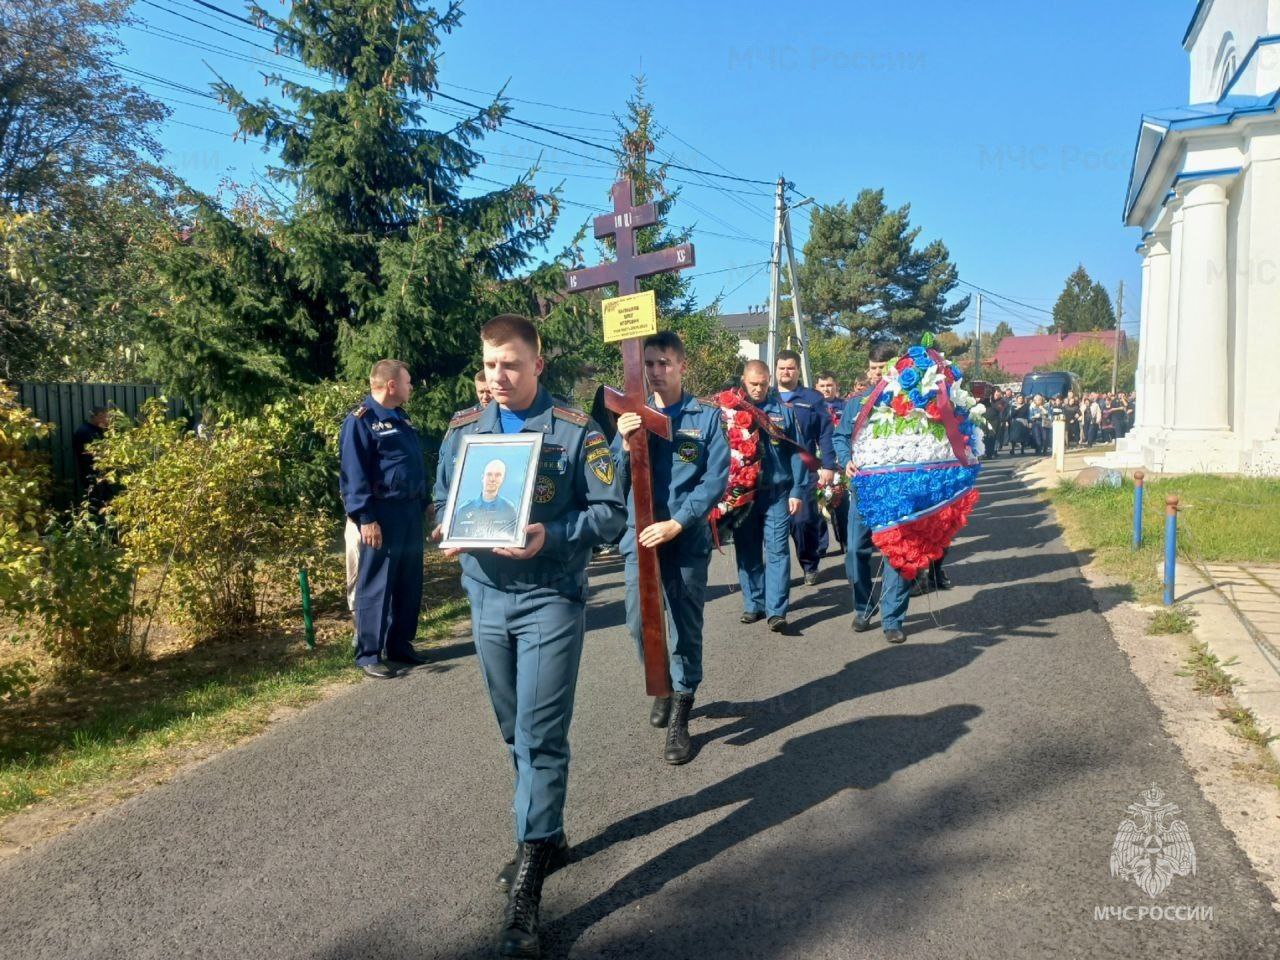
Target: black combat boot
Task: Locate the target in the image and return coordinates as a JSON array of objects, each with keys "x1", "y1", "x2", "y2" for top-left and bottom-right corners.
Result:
[
  {"x1": 498, "y1": 839, "x2": 557, "y2": 958},
  {"x1": 496, "y1": 833, "x2": 569, "y2": 893},
  {"x1": 649, "y1": 695, "x2": 672, "y2": 728},
  {"x1": 664, "y1": 692, "x2": 695, "y2": 765}
]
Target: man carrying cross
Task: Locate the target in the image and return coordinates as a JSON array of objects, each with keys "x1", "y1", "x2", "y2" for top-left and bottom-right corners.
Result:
[
  {"x1": 565, "y1": 178, "x2": 697, "y2": 702},
  {"x1": 612, "y1": 331, "x2": 729, "y2": 765}
]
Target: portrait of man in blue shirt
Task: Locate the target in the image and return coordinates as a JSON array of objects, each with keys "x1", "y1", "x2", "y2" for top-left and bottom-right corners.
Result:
[{"x1": 453, "y1": 457, "x2": 519, "y2": 541}]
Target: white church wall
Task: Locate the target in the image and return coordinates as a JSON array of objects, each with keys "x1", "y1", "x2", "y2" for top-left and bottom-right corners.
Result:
[
  {"x1": 1242, "y1": 128, "x2": 1280, "y2": 445},
  {"x1": 1226, "y1": 171, "x2": 1246, "y2": 433},
  {"x1": 1188, "y1": 0, "x2": 1272, "y2": 102}
]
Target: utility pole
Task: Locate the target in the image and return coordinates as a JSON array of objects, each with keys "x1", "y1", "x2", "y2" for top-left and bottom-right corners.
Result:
[
  {"x1": 766, "y1": 176, "x2": 785, "y2": 372},
  {"x1": 782, "y1": 198, "x2": 814, "y2": 387},
  {"x1": 974, "y1": 292, "x2": 983, "y2": 379},
  {"x1": 1111, "y1": 279, "x2": 1125, "y2": 394}
]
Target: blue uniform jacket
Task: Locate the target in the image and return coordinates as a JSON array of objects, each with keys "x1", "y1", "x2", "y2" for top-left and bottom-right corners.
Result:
[
  {"x1": 340, "y1": 394, "x2": 428, "y2": 524},
  {"x1": 753, "y1": 391, "x2": 810, "y2": 499},
  {"x1": 781, "y1": 385, "x2": 837, "y2": 471},
  {"x1": 833, "y1": 384, "x2": 877, "y2": 469},
  {"x1": 610, "y1": 392, "x2": 731, "y2": 558},
  {"x1": 433, "y1": 386, "x2": 625, "y2": 596}
]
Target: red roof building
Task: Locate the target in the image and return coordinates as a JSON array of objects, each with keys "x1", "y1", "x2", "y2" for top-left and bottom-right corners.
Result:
[{"x1": 992, "y1": 331, "x2": 1127, "y2": 377}]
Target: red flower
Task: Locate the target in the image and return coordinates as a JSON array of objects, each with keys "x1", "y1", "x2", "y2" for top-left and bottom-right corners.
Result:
[
  {"x1": 896, "y1": 357, "x2": 914, "y2": 371},
  {"x1": 871, "y1": 489, "x2": 980, "y2": 579},
  {"x1": 739, "y1": 436, "x2": 759, "y2": 459},
  {"x1": 891, "y1": 393, "x2": 914, "y2": 417},
  {"x1": 924, "y1": 399, "x2": 942, "y2": 420},
  {"x1": 733, "y1": 410, "x2": 753, "y2": 429}
]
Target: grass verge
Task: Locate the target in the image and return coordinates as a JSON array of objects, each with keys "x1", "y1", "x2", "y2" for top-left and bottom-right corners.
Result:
[
  {"x1": 1047, "y1": 472, "x2": 1280, "y2": 787},
  {"x1": 0, "y1": 554, "x2": 467, "y2": 822},
  {"x1": 1048, "y1": 473, "x2": 1280, "y2": 603}
]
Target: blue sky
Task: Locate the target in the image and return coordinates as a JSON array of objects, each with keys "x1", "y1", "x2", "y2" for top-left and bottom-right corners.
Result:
[{"x1": 120, "y1": 0, "x2": 1196, "y2": 339}]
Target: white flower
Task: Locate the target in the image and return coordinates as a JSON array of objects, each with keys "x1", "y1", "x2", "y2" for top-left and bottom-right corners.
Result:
[{"x1": 918, "y1": 366, "x2": 942, "y2": 394}]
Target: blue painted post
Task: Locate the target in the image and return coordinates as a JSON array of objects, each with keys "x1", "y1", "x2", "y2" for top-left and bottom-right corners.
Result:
[
  {"x1": 1132, "y1": 470, "x2": 1145, "y2": 549},
  {"x1": 1163, "y1": 495, "x2": 1179, "y2": 607}
]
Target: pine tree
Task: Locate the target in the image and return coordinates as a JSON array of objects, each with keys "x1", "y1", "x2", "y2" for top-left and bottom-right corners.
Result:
[
  {"x1": 561, "y1": 77, "x2": 740, "y2": 396},
  {"x1": 1049, "y1": 265, "x2": 1116, "y2": 334},
  {"x1": 146, "y1": 1, "x2": 558, "y2": 426},
  {"x1": 793, "y1": 189, "x2": 968, "y2": 342}
]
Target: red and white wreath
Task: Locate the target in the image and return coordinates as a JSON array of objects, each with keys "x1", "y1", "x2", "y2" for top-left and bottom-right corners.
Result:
[{"x1": 706, "y1": 389, "x2": 762, "y2": 532}]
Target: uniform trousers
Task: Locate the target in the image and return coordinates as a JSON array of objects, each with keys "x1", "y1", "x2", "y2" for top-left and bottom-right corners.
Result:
[
  {"x1": 623, "y1": 543, "x2": 709, "y2": 695},
  {"x1": 789, "y1": 490, "x2": 823, "y2": 574},
  {"x1": 352, "y1": 499, "x2": 424, "y2": 665},
  {"x1": 464, "y1": 578, "x2": 585, "y2": 843},
  {"x1": 844, "y1": 487, "x2": 910, "y2": 631},
  {"x1": 816, "y1": 495, "x2": 850, "y2": 555},
  {"x1": 733, "y1": 488, "x2": 793, "y2": 618}
]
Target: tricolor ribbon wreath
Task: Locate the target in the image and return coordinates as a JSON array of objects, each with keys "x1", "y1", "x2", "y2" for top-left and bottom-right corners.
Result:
[{"x1": 848, "y1": 336, "x2": 987, "y2": 580}]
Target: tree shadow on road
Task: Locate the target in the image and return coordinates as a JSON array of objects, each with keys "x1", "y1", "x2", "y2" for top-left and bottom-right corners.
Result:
[{"x1": 545, "y1": 704, "x2": 982, "y2": 958}]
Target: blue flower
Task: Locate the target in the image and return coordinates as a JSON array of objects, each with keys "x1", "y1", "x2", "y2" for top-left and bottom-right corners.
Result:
[
  {"x1": 899, "y1": 367, "x2": 921, "y2": 390},
  {"x1": 950, "y1": 364, "x2": 962, "y2": 381},
  {"x1": 908, "y1": 389, "x2": 925, "y2": 407},
  {"x1": 876, "y1": 391, "x2": 893, "y2": 406},
  {"x1": 908, "y1": 346, "x2": 929, "y2": 363}
]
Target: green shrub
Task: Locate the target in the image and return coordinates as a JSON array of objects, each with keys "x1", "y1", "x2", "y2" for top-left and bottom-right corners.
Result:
[
  {"x1": 0, "y1": 382, "x2": 51, "y2": 611},
  {"x1": 26, "y1": 513, "x2": 145, "y2": 669},
  {"x1": 0, "y1": 382, "x2": 52, "y2": 698},
  {"x1": 96, "y1": 398, "x2": 334, "y2": 643}
]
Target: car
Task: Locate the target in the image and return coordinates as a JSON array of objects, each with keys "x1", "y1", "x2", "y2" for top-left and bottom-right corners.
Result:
[{"x1": 1020, "y1": 371, "x2": 1082, "y2": 400}]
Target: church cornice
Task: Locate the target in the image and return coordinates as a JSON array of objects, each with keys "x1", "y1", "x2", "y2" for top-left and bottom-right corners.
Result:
[{"x1": 1124, "y1": 33, "x2": 1280, "y2": 227}]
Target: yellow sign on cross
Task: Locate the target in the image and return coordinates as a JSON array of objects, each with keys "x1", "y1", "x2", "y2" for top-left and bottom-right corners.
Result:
[{"x1": 601, "y1": 290, "x2": 658, "y2": 343}]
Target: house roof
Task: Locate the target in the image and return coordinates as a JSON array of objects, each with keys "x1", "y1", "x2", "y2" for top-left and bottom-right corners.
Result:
[
  {"x1": 993, "y1": 331, "x2": 1126, "y2": 377},
  {"x1": 717, "y1": 311, "x2": 769, "y2": 336}
]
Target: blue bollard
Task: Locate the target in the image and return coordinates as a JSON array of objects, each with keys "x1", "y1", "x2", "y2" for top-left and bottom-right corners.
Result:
[
  {"x1": 1163, "y1": 495, "x2": 1179, "y2": 606},
  {"x1": 1132, "y1": 470, "x2": 1145, "y2": 550}
]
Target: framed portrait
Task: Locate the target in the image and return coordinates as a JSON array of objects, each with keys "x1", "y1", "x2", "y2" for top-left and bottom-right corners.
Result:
[{"x1": 438, "y1": 433, "x2": 544, "y2": 550}]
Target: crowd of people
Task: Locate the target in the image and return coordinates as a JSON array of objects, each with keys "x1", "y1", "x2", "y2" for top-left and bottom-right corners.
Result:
[
  {"x1": 981, "y1": 389, "x2": 1136, "y2": 457},
  {"x1": 336, "y1": 325, "x2": 972, "y2": 958}
]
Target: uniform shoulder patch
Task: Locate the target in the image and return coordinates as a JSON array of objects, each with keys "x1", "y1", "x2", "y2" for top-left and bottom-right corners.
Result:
[
  {"x1": 449, "y1": 405, "x2": 483, "y2": 429},
  {"x1": 552, "y1": 405, "x2": 590, "y2": 427},
  {"x1": 353, "y1": 404, "x2": 368, "y2": 419}
]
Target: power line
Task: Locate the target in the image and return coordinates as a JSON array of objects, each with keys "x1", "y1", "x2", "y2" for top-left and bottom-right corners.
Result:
[
  {"x1": 954, "y1": 279, "x2": 1055, "y2": 318},
  {"x1": 184, "y1": 0, "x2": 620, "y2": 119},
  {"x1": 719, "y1": 262, "x2": 771, "y2": 301}
]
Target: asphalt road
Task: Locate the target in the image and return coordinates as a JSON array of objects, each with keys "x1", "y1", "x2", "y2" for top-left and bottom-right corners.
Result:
[{"x1": 1, "y1": 462, "x2": 1276, "y2": 959}]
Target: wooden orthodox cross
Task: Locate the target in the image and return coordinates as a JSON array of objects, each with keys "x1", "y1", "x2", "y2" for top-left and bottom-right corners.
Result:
[{"x1": 566, "y1": 179, "x2": 695, "y2": 697}]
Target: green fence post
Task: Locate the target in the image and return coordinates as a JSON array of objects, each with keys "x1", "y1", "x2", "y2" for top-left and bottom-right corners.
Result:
[{"x1": 298, "y1": 567, "x2": 316, "y2": 650}]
